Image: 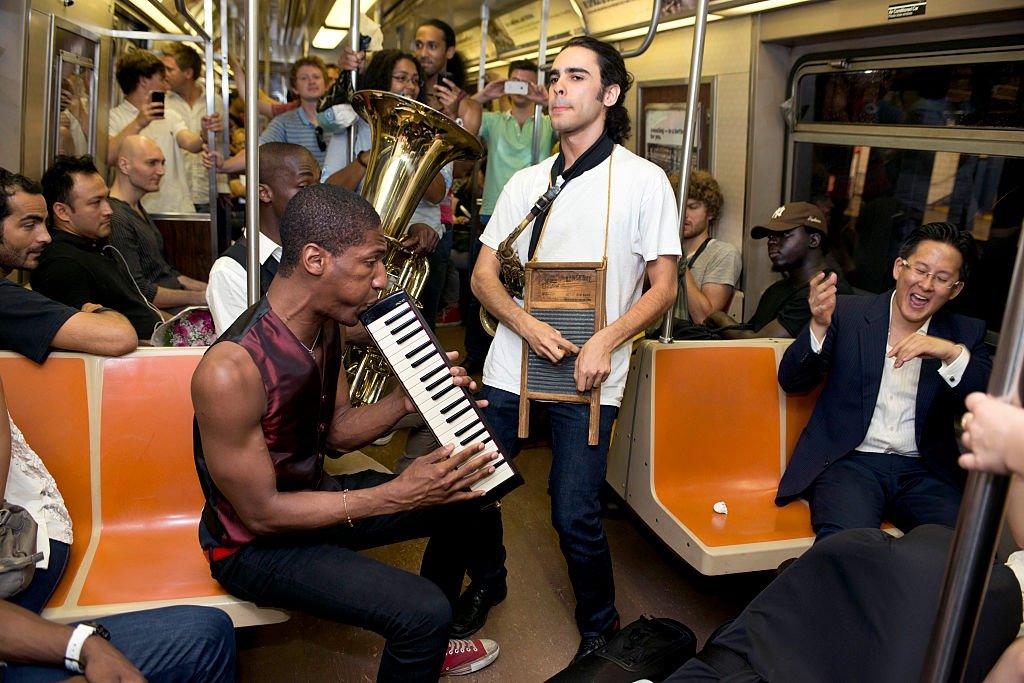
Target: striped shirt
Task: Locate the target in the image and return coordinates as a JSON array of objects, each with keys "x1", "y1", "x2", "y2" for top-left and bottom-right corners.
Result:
[
  {"x1": 258, "y1": 107, "x2": 329, "y2": 166},
  {"x1": 108, "y1": 197, "x2": 185, "y2": 302}
]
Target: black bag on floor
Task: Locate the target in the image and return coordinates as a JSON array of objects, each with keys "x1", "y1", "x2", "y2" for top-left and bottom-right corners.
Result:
[{"x1": 547, "y1": 616, "x2": 697, "y2": 682}]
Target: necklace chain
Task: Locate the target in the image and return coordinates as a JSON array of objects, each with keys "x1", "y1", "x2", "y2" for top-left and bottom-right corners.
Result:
[{"x1": 300, "y1": 326, "x2": 321, "y2": 357}]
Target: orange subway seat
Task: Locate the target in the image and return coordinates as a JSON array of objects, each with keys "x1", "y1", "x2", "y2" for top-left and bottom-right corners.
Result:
[
  {"x1": 651, "y1": 345, "x2": 813, "y2": 548},
  {"x1": 0, "y1": 354, "x2": 93, "y2": 608},
  {"x1": 79, "y1": 353, "x2": 222, "y2": 605}
]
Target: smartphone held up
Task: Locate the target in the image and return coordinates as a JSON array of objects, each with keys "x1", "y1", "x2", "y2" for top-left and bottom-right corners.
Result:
[
  {"x1": 150, "y1": 90, "x2": 165, "y2": 118},
  {"x1": 503, "y1": 80, "x2": 529, "y2": 96}
]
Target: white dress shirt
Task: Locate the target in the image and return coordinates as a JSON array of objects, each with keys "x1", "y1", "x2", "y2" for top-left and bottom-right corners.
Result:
[
  {"x1": 810, "y1": 293, "x2": 970, "y2": 456},
  {"x1": 165, "y1": 87, "x2": 229, "y2": 205},
  {"x1": 206, "y1": 230, "x2": 282, "y2": 335}
]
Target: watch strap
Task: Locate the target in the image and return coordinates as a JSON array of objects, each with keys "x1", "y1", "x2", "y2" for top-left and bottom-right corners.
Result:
[{"x1": 65, "y1": 623, "x2": 97, "y2": 673}]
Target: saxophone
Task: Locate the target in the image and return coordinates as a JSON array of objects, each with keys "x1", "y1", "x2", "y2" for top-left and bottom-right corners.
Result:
[
  {"x1": 479, "y1": 184, "x2": 562, "y2": 337},
  {"x1": 347, "y1": 90, "x2": 483, "y2": 406}
]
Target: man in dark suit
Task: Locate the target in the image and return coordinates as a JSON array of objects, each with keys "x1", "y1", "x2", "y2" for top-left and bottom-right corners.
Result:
[{"x1": 777, "y1": 221, "x2": 990, "y2": 540}]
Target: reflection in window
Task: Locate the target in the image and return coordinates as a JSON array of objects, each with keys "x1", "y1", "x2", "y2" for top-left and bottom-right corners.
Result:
[
  {"x1": 796, "y1": 61, "x2": 1024, "y2": 128},
  {"x1": 791, "y1": 142, "x2": 1023, "y2": 330}
]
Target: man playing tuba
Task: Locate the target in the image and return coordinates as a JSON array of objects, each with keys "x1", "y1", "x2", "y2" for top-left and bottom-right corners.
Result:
[{"x1": 467, "y1": 37, "x2": 681, "y2": 663}]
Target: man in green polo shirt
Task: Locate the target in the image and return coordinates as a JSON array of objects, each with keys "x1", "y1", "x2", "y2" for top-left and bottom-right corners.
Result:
[
  {"x1": 472, "y1": 60, "x2": 556, "y2": 224},
  {"x1": 466, "y1": 61, "x2": 555, "y2": 371}
]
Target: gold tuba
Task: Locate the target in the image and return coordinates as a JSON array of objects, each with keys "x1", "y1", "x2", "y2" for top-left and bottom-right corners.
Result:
[{"x1": 348, "y1": 90, "x2": 483, "y2": 406}]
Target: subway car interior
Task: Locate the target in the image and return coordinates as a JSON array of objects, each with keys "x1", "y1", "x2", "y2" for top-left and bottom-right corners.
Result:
[{"x1": 1, "y1": 0, "x2": 1023, "y2": 680}]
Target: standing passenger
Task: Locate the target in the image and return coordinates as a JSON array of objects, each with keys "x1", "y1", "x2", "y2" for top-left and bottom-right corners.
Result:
[{"x1": 470, "y1": 36, "x2": 680, "y2": 662}]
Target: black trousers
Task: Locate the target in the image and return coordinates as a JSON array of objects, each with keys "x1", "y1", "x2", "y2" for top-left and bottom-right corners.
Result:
[
  {"x1": 211, "y1": 470, "x2": 506, "y2": 682},
  {"x1": 667, "y1": 525, "x2": 1022, "y2": 682}
]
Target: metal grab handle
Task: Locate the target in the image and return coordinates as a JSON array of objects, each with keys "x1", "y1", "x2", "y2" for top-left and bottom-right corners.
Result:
[
  {"x1": 620, "y1": 0, "x2": 663, "y2": 59},
  {"x1": 173, "y1": 0, "x2": 211, "y2": 41}
]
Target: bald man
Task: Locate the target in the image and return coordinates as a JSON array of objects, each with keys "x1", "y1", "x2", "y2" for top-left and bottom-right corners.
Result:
[
  {"x1": 206, "y1": 142, "x2": 320, "y2": 334},
  {"x1": 109, "y1": 135, "x2": 207, "y2": 311}
]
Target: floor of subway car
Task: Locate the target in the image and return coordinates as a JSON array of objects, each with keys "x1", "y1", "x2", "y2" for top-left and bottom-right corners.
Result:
[{"x1": 235, "y1": 328, "x2": 775, "y2": 681}]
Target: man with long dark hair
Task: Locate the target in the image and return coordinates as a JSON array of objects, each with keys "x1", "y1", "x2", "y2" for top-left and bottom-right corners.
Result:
[{"x1": 470, "y1": 36, "x2": 681, "y2": 663}]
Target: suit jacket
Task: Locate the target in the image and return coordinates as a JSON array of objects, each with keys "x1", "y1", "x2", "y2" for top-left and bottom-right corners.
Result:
[{"x1": 776, "y1": 291, "x2": 991, "y2": 503}]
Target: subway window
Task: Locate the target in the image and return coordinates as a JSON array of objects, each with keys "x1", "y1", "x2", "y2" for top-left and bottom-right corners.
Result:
[{"x1": 788, "y1": 46, "x2": 1024, "y2": 333}]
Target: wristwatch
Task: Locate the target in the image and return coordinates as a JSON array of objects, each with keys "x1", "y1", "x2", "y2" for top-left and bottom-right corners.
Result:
[{"x1": 64, "y1": 621, "x2": 111, "y2": 673}]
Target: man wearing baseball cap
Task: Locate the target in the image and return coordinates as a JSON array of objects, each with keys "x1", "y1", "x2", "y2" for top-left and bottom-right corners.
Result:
[{"x1": 706, "y1": 201, "x2": 852, "y2": 338}]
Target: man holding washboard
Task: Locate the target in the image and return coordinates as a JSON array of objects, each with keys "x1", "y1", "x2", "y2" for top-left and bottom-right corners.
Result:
[{"x1": 470, "y1": 36, "x2": 680, "y2": 664}]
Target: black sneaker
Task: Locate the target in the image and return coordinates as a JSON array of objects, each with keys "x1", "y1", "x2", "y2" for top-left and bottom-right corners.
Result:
[
  {"x1": 450, "y1": 582, "x2": 507, "y2": 639},
  {"x1": 571, "y1": 618, "x2": 620, "y2": 664}
]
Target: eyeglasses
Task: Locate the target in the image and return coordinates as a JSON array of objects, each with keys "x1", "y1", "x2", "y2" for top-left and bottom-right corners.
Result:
[
  {"x1": 314, "y1": 125, "x2": 327, "y2": 152},
  {"x1": 391, "y1": 73, "x2": 419, "y2": 86},
  {"x1": 898, "y1": 259, "x2": 962, "y2": 290}
]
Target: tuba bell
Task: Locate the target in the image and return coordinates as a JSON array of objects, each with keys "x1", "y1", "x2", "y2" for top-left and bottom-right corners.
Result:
[{"x1": 348, "y1": 90, "x2": 483, "y2": 406}]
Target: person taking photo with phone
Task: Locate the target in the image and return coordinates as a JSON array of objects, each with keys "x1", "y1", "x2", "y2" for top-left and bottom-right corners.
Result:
[{"x1": 107, "y1": 50, "x2": 206, "y2": 214}]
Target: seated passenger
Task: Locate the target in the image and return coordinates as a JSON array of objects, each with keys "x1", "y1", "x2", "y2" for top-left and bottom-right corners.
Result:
[
  {"x1": 109, "y1": 135, "x2": 207, "y2": 312},
  {"x1": 674, "y1": 170, "x2": 741, "y2": 325},
  {"x1": 0, "y1": 380, "x2": 236, "y2": 682},
  {"x1": 31, "y1": 155, "x2": 162, "y2": 340},
  {"x1": 665, "y1": 385, "x2": 1024, "y2": 682},
  {"x1": 778, "y1": 222, "x2": 990, "y2": 540},
  {"x1": 192, "y1": 184, "x2": 502, "y2": 680},
  {"x1": 0, "y1": 168, "x2": 136, "y2": 360},
  {"x1": 1, "y1": 375, "x2": 72, "y2": 614},
  {"x1": 705, "y1": 201, "x2": 852, "y2": 338},
  {"x1": 206, "y1": 142, "x2": 319, "y2": 335}
]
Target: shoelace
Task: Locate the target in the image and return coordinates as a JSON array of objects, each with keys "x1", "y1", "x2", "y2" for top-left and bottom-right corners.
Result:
[{"x1": 447, "y1": 640, "x2": 480, "y2": 655}]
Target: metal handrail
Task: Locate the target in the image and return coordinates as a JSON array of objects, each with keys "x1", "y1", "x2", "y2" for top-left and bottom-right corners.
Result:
[
  {"x1": 173, "y1": 0, "x2": 211, "y2": 42},
  {"x1": 922, "y1": 234, "x2": 1024, "y2": 680},
  {"x1": 245, "y1": 0, "x2": 260, "y2": 304},
  {"x1": 620, "y1": 0, "x2": 663, "y2": 59},
  {"x1": 530, "y1": 0, "x2": 551, "y2": 164},
  {"x1": 348, "y1": 0, "x2": 360, "y2": 163},
  {"x1": 659, "y1": 0, "x2": 710, "y2": 342}
]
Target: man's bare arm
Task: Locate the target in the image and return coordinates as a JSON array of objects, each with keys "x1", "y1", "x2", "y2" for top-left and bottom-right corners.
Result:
[
  {"x1": 684, "y1": 269, "x2": 734, "y2": 325},
  {"x1": 176, "y1": 129, "x2": 204, "y2": 153},
  {"x1": 327, "y1": 349, "x2": 411, "y2": 453},
  {"x1": 706, "y1": 311, "x2": 790, "y2": 340},
  {"x1": 194, "y1": 344, "x2": 496, "y2": 534},
  {"x1": 51, "y1": 308, "x2": 138, "y2": 356},
  {"x1": 153, "y1": 286, "x2": 206, "y2": 308}
]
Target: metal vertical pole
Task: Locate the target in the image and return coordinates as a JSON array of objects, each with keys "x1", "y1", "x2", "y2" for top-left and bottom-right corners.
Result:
[
  {"x1": 219, "y1": 0, "x2": 231, "y2": 238},
  {"x1": 478, "y1": 3, "x2": 489, "y2": 92},
  {"x1": 347, "y1": 0, "x2": 360, "y2": 163},
  {"x1": 922, "y1": 235, "x2": 1024, "y2": 681},
  {"x1": 530, "y1": 0, "x2": 551, "y2": 164},
  {"x1": 245, "y1": 0, "x2": 260, "y2": 305},
  {"x1": 203, "y1": 0, "x2": 220, "y2": 262},
  {"x1": 658, "y1": 0, "x2": 709, "y2": 343}
]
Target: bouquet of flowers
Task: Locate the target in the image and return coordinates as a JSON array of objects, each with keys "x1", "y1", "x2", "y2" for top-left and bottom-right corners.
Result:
[{"x1": 151, "y1": 307, "x2": 218, "y2": 347}]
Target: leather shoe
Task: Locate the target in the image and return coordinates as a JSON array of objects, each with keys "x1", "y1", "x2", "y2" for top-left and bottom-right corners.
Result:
[
  {"x1": 572, "y1": 618, "x2": 620, "y2": 664},
  {"x1": 450, "y1": 582, "x2": 507, "y2": 638}
]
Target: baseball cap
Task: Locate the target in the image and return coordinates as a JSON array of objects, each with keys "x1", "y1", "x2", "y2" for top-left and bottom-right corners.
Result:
[{"x1": 751, "y1": 201, "x2": 828, "y2": 239}]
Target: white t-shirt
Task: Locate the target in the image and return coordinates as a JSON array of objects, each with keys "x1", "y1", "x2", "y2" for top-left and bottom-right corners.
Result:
[
  {"x1": 480, "y1": 145, "x2": 681, "y2": 407},
  {"x1": 206, "y1": 230, "x2": 282, "y2": 335},
  {"x1": 109, "y1": 101, "x2": 194, "y2": 214},
  {"x1": 165, "y1": 87, "x2": 229, "y2": 204}
]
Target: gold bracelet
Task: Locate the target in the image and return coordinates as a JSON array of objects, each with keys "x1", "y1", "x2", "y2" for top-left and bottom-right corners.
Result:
[{"x1": 343, "y1": 489, "x2": 354, "y2": 527}]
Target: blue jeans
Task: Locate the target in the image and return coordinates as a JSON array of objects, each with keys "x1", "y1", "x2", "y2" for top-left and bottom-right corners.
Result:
[
  {"x1": 808, "y1": 451, "x2": 962, "y2": 541},
  {"x1": 210, "y1": 470, "x2": 505, "y2": 682},
  {"x1": 420, "y1": 226, "x2": 454, "y2": 331},
  {"x1": 481, "y1": 385, "x2": 619, "y2": 636},
  {"x1": 5, "y1": 605, "x2": 236, "y2": 682},
  {"x1": 10, "y1": 540, "x2": 70, "y2": 614}
]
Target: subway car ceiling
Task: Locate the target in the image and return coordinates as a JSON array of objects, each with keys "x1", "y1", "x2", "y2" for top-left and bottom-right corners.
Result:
[{"x1": 2, "y1": 0, "x2": 1022, "y2": 321}]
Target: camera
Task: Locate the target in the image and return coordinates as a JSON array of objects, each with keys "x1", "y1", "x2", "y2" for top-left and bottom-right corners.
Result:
[{"x1": 504, "y1": 80, "x2": 529, "y2": 96}]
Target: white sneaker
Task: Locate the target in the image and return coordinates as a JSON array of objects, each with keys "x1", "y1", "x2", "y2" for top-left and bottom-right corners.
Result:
[
  {"x1": 441, "y1": 638, "x2": 500, "y2": 676},
  {"x1": 372, "y1": 431, "x2": 395, "y2": 446}
]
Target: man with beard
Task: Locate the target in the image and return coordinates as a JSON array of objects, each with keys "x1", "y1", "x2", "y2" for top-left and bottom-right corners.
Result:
[{"x1": 706, "y1": 201, "x2": 852, "y2": 338}]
